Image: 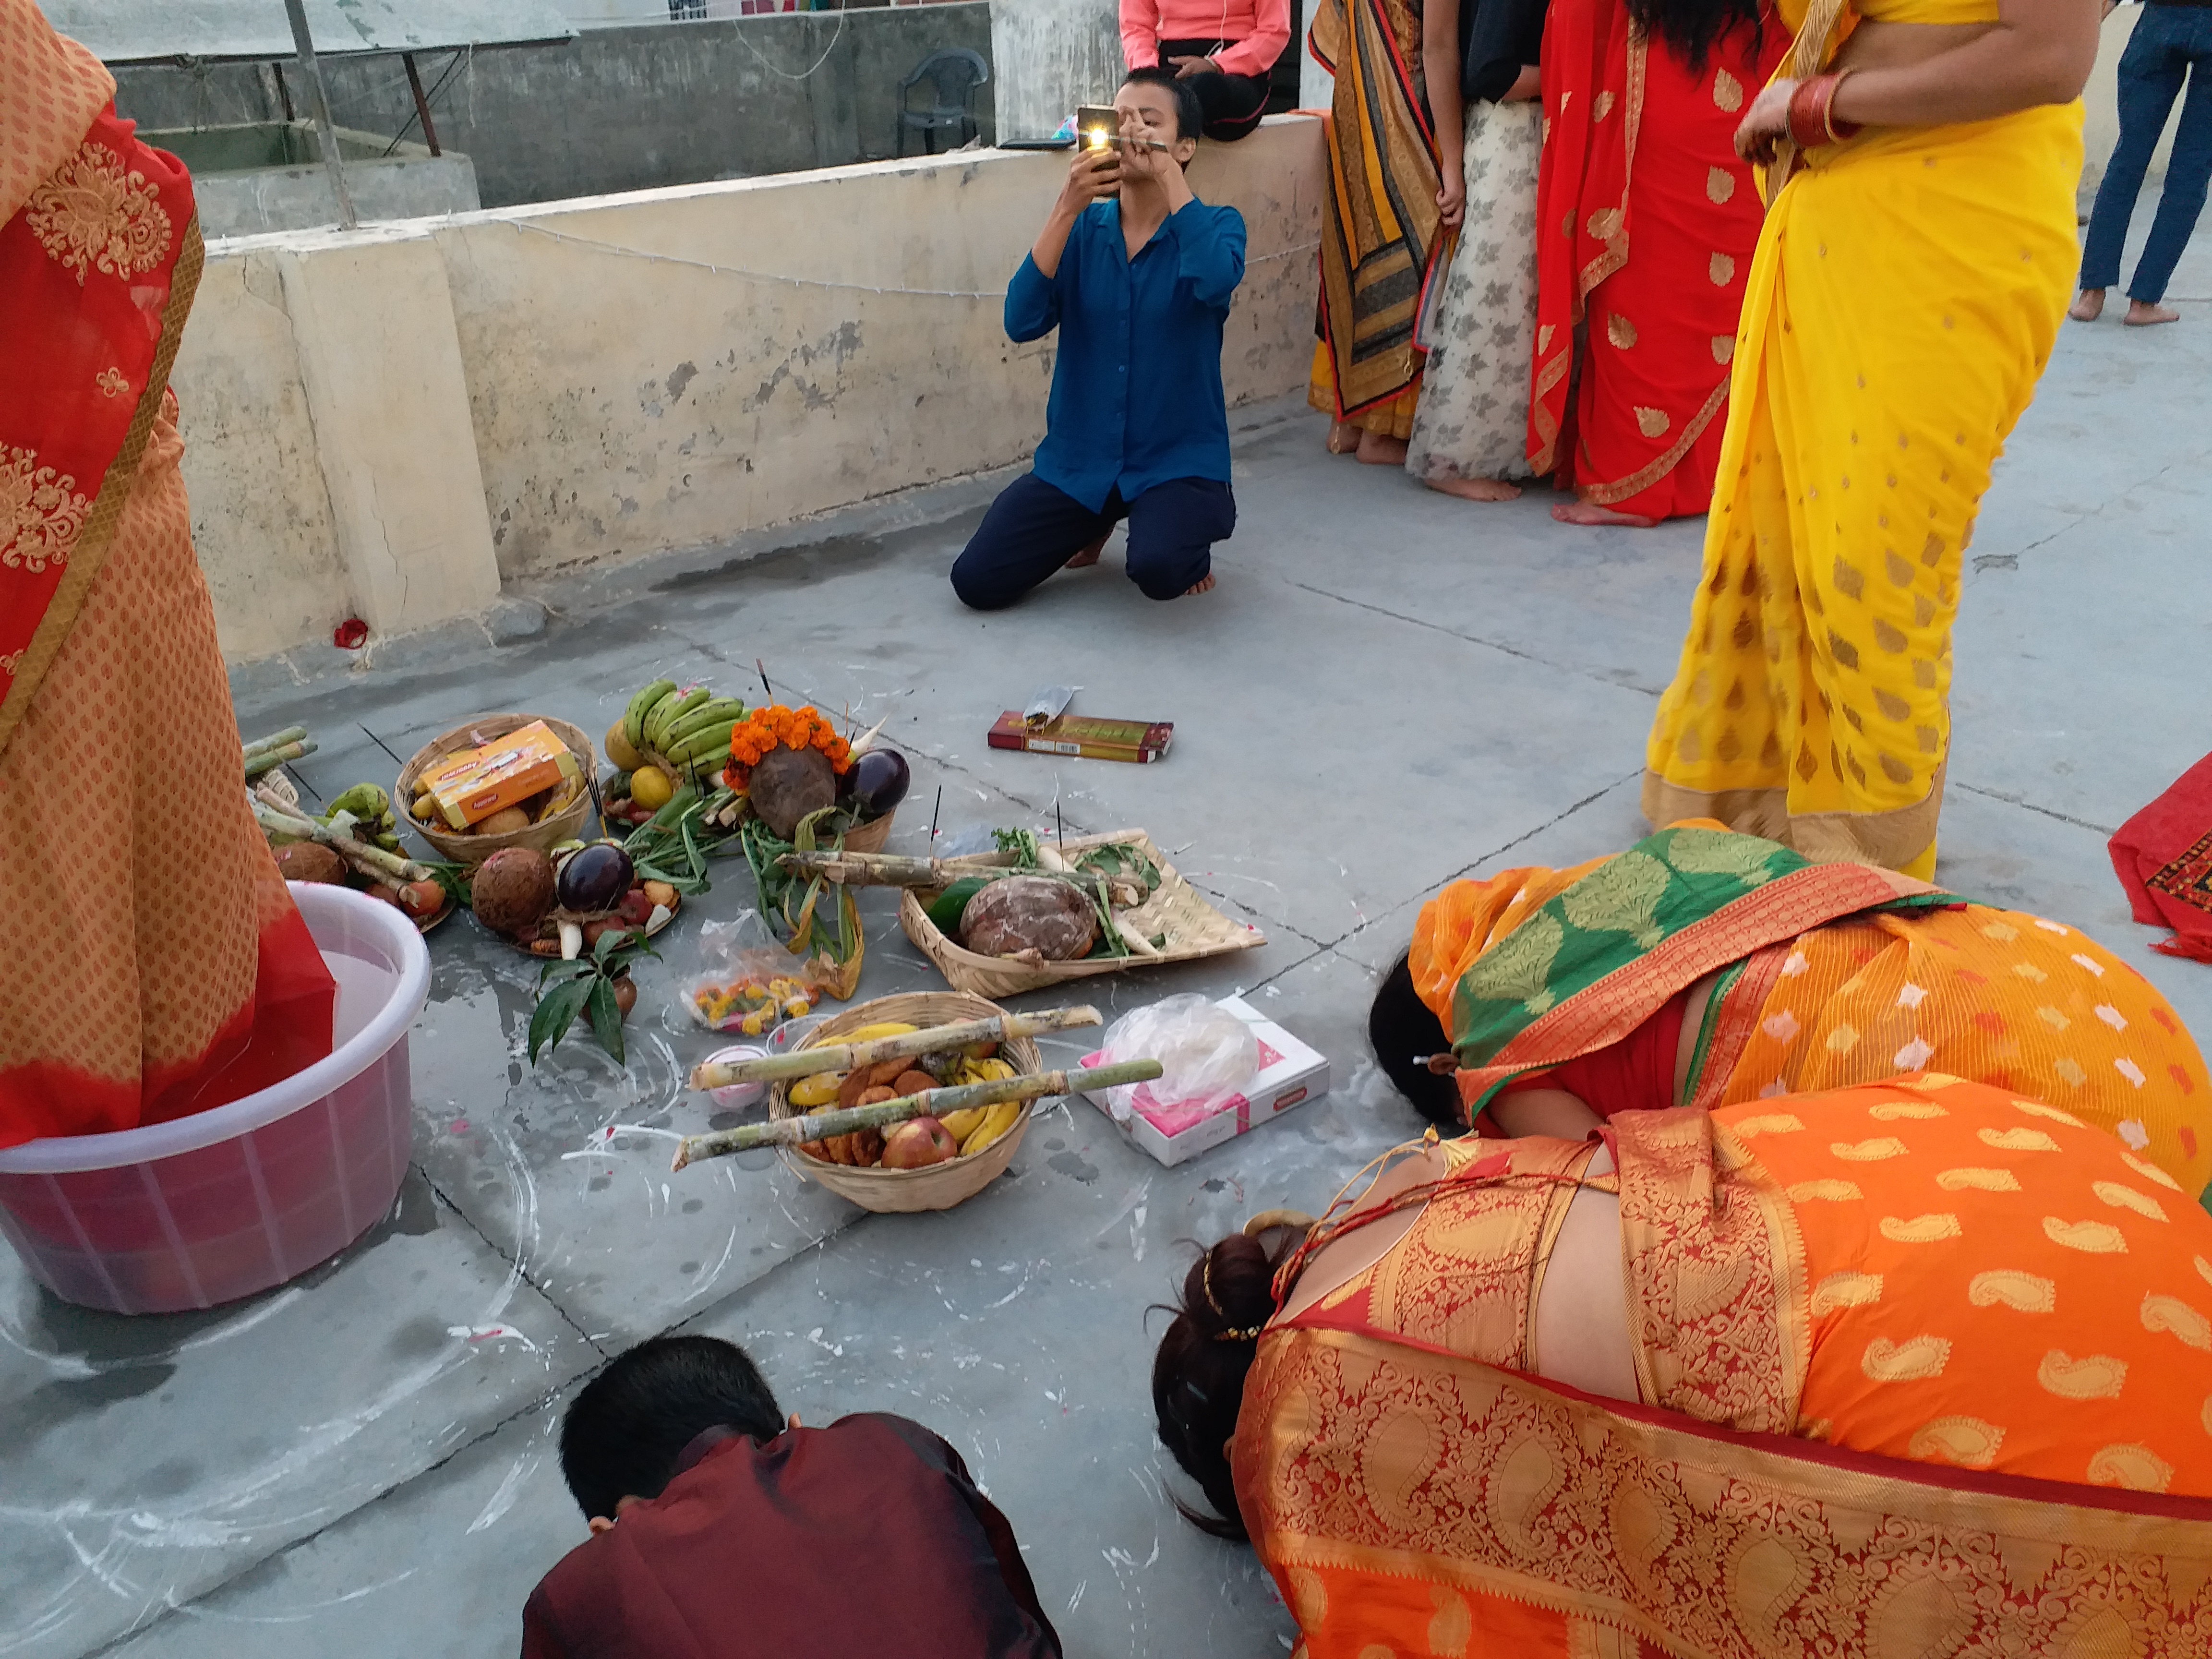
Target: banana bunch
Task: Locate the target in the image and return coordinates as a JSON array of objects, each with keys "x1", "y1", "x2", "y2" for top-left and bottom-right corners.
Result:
[
  {"x1": 325, "y1": 782, "x2": 401, "y2": 853},
  {"x1": 939, "y1": 1056, "x2": 1021, "y2": 1155},
  {"x1": 621, "y1": 679, "x2": 746, "y2": 770}
]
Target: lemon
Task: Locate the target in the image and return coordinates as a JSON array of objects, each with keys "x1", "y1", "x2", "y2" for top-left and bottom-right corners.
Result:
[
  {"x1": 629, "y1": 765, "x2": 674, "y2": 811},
  {"x1": 604, "y1": 721, "x2": 643, "y2": 771}
]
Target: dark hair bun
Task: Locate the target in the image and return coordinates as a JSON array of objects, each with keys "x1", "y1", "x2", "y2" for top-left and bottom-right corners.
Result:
[{"x1": 1152, "y1": 1233, "x2": 1290, "y2": 1540}]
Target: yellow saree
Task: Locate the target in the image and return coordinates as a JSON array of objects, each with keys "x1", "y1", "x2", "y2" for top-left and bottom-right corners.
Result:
[
  {"x1": 1306, "y1": 0, "x2": 1443, "y2": 436},
  {"x1": 1640, "y1": 0, "x2": 2082, "y2": 876}
]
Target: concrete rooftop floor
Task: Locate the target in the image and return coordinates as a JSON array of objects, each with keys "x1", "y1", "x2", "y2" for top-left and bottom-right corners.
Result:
[{"x1": 7, "y1": 204, "x2": 2212, "y2": 1659}]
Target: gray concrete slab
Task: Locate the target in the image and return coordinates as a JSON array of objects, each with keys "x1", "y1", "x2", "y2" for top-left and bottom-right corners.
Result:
[
  {"x1": 31, "y1": 214, "x2": 2212, "y2": 1659},
  {"x1": 1, "y1": 1174, "x2": 589, "y2": 1659}
]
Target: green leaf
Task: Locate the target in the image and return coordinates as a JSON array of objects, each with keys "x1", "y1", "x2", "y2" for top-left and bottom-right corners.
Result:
[
  {"x1": 537, "y1": 957, "x2": 594, "y2": 987},
  {"x1": 586, "y1": 976, "x2": 625, "y2": 1064},
  {"x1": 593, "y1": 927, "x2": 633, "y2": 965},
  {"x1": 528, "y1": 977, "x2": 593, "y2": 1065}
]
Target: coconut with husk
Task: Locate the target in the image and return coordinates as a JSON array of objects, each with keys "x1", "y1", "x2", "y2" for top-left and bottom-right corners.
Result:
[{"x1": 746, "y1": 744, "x2": 838, "y2": 839}]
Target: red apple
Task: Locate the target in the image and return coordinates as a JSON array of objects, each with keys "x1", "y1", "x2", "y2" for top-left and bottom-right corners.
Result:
[
  {"x1": 880, "y1": 1117, "x2": 959, "y2": 1169},
  {"x1": 617, "y1": 888, "x2": 655, "y2": 927}
]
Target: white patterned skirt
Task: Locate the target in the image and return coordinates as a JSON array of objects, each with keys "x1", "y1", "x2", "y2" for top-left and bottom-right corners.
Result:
[{"x1": 1405, "y1": 99, "x2": 1544, "y2": 484}]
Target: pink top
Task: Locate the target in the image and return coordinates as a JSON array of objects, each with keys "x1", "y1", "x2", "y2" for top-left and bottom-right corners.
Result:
[{"x1": 1120, "y1": 0, "x2": 1293, "y2": 80}]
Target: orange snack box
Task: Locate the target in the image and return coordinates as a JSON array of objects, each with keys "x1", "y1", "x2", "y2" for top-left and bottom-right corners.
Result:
[{"x1": 419, "y1": 720, "x2": 582, "y2": 829}]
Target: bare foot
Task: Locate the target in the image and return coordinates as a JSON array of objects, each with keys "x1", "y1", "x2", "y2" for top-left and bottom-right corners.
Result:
[
  {"x1": 1064, "y1": 532, "x2": 1109, "y2": 570},
  {"x1": 2127, "y1": 300, "x2": 2181, "y2": 327},
  {"x1": 1326, "y1": 421, "x2": 1360, "y2": 455},
  {"x1": 1183, "y1": 573, "x2": 1217, "y2": 597},
  {"x1": 2068, "y1": 288, "x2": 2105, "y2": 323},
  {"x1": 1356, "y1": 430, "x2": 1409, "y2": 467},
  {"x1": 1552, "y1": 499, "x2": 1660, "y2": 528},
  {"x1": 1425, "y1": 475, "x2": 1522, "y2": 502}
]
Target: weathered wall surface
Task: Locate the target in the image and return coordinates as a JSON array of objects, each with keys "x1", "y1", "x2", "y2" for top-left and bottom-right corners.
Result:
[
  {"x1": 986, "y1": 0, "x2": 1120, "y2": 140},
  {"x1": 173, "y1": 251, "x2": 353, "y2": 662},
  {"x1": 168, "y1": 118, "x2": 1323, "y2": 660},
  {"x1": 109, "y1": 5, "x2": 998, "y2": 210}
]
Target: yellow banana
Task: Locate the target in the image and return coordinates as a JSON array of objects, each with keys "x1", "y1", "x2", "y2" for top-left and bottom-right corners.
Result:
[
  {"x1": 939, "y1": 1105, "x2": 988, "y2": 1142},
  {"x1": 789, "y1": 1073, "x2": 842, "y2": 1108},
  {"x1": 960, "y1": 1101, "x2": 1023, "y2": 1157},
  {"x1": 840, "y1": 1022, "x2": 919, "y2": 1045}
]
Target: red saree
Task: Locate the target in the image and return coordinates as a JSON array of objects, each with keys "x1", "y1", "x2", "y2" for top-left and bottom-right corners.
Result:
[
  {"x1": 1528, "y1": 0, "x2": 1783, "y2": 517},
  {"x1": 0, "y1": 0, "x2": 333, "y2": 1147}
]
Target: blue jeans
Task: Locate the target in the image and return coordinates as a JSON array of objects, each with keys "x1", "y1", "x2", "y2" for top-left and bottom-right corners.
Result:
[{"x1": 2080, "y1": 3, "x2": 2212, "y2": 303}]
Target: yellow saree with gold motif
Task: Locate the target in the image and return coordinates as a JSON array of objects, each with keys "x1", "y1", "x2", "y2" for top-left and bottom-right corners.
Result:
[{"x1": 1640, "y1": 0, "x2": 2082, "y2": 875}]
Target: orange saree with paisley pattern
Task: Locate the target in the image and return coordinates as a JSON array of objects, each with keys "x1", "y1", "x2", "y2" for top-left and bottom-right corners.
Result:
[
  {"x1": 0, "y1": 0, "x2": 332, "y2": 1147},
  {"x1": 1528, "y1": 0, "x2": 1783, "y2": 517},
  {"x1": 1411, "y1": 826, "x2": 2212, "y2": 1196},
  {"x1": 1236, "y1": 1081, "x2": 2212, "y2": 1659}
]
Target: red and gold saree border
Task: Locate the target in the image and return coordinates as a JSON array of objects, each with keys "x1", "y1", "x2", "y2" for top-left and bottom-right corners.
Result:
[
  {"x1": 1457, "y1": 858, "x2": 1945, "y2": 1118},
  {"x1": 1240, "y1": 1330, "x2": 2212, "y2": 1659}
]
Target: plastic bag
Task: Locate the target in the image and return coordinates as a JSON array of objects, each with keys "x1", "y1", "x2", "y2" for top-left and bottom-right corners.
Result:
[
  {"x1": 680, "y1": 911, "x2": 837, "y2": 1036},
  {"x1": 1096, "y1": 995, "x2": 1260, "y2": 1129}
]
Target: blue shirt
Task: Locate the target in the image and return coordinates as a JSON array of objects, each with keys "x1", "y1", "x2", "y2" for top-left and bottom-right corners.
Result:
[{"x1": 1006, "y1": 196, "x2": 1247, "y2": 513}]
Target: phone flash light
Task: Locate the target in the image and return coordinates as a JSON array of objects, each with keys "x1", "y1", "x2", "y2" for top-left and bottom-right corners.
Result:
[{"x1": 1085, "y1": 128, "x2": 1111, "y2": 149}]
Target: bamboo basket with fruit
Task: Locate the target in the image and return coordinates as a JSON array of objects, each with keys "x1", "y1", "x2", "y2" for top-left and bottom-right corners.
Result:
[
  {"x1": 788, "y1": 829, "x2": 1266, "y2": 999},
  {"x1": 397, "y1": 714, "x2": 596, "y2": 868},
  {"x1": 748, "y1": 993, "x2": 1063, "y2": 1213}
]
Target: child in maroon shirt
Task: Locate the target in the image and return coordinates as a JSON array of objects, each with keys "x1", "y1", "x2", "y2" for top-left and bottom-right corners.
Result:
[{"x1": 521, "y1": 1336, "x2": 1061, "y2": 1659}]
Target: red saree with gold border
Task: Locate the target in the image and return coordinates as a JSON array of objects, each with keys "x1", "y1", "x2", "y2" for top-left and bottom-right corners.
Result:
[
  {"x1": 1528, "y1": 0, "x2": 1782, "y2": 517},
  {"x1": 1237, "y1": 1085, "x2": 2212, "y2": 1659},
  {"x1": 0, "y1": 0, "x2": 333, "y2": 1146}
]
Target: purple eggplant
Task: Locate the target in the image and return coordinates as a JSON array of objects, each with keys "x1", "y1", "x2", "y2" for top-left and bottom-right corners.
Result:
[
  {"x1": 845, "y1": 747, "x2": 911, "y2": 820},
  {"x1": 557, "y1": 841, "x2": 636, "y2": 913}
]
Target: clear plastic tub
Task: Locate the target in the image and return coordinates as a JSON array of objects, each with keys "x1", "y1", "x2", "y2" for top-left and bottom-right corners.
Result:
[{"x1": 0, "y1": 883, "x2": 431, "y2": 1314}]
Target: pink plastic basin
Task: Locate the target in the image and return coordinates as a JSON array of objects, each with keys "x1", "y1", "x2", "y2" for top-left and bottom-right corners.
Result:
[{"x1": 0, "y1": 883, "x2": 431, "y2": 1314}]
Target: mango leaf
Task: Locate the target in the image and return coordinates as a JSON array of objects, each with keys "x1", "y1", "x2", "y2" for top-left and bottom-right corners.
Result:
[
  {"x1": 529, "y1": 976, "x2": 593, "y2": 1065},
  {"x1": 586, "y1": 977, "x2": 625, "y2": 1065}
]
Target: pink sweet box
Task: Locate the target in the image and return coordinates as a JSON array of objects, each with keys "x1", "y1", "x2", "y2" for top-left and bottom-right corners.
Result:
[{"x1": 1081, "y1": 997, "x2": 1330, "y2": 1167}]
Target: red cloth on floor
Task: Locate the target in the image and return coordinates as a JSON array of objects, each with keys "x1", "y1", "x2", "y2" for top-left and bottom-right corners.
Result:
[
  {"x1": 1486, "y1": 988, "x2": 1692, "y2": 1126},
  {"x1": 520, "y1": 1413, "x2": 1061, "y2": 1659},
  {"x1": 2111, "y1": 752, "x2": 2212, "y2": 962}
]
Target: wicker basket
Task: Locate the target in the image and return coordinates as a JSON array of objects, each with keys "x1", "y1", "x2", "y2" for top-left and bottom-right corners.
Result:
[
  {"x1": 397, "y1": 713, "x2": 597, "y2": 868},
  {"x1": 770, "y1": 991, "x2": 1037, "y2": 1214},
  {"x1": 898, "y1": 829, "x2": 1265, "y2": 999},
  {"x1": 841, "y1": 805, "x2": 897, "y2": 855}
]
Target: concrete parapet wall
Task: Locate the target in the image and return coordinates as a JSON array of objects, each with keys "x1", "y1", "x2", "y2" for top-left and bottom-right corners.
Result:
[{"x1": 173, "y1": 117, "x2": 1324, "y2": 663}]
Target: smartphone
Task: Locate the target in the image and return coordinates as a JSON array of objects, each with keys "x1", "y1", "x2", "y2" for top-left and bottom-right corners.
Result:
[{"x1": 1074, "y1": 105, "x2": 1121, "y2": 156}]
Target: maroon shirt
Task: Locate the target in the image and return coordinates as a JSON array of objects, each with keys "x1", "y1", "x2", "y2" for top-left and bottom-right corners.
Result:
[{"x1": 520, "y1": 1413, "x2": 1061, "y2": 1659}]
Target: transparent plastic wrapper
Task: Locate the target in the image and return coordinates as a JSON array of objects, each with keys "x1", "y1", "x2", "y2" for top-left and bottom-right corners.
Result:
[
  {"x1": 1096, "y1": 995, "x2": 1260, "y2": 1128},
  {"x1": 680, "y1": 912, "x2": 837, "y2": 1036}
]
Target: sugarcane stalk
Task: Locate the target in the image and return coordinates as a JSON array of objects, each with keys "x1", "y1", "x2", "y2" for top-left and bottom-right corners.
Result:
[
  {"x1": 252, "y1": 795, "x2": 432, "y2": 883},
  {"x1": 241, "y1": 725, "x2": 310, "y2": 758},
  {"x1": 687, "y1": 1005, "x2": 1105, "y2": 1091},
  {"x1": 244, "y1": 738, "x2": 317, "y2": 779},
  {"x1": 776, "y1": 849, "x2": 1020, "y2": 888},
  {"x1": 671, "y1": 1059, "x2": 1163, "y2": 1170}
]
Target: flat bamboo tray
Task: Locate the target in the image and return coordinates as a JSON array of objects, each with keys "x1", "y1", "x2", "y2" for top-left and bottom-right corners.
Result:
[
  {"x1": 398, "y1": 713, "x2": 597, "y2": 869},
  {"x1": 898, "y1": 829, "x2": 1264, "y2": 999},
  {"x1": 771, "y1": 991, "x2": 1038, "y2": 1213}
]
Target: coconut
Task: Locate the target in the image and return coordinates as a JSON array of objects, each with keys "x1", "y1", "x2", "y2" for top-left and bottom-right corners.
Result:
[
  {"x1": 471, "y1": 846, "x2": 557, "y2": 937},
  {"x1": 748, "y1": 743, "x2": 837, "y2": 839},
  {"x1": 959, "y1": 875, "x2": 1098, "y2": 961},
  {"x1": 274, "y1": 842, "x2": 347, "y2": 884}
]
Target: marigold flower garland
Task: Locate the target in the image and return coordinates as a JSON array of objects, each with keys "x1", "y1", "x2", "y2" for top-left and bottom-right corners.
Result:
[{"x1": 724, "y1": 704, "x2": 852, "y2": 791}]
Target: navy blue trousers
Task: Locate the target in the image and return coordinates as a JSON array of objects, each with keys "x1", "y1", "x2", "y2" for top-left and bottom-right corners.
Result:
[
  {"x1": 2081, "y1": 3, "x2": 2212, "y2": 303},
  {"x1": 950, "y1": 473, "x2": 1236, "y2": 611}
]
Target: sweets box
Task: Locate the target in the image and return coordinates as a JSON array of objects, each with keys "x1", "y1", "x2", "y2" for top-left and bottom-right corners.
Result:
[
  {"x1": 1081, "y1": 996, "x2": 1329, "y2": 1167},
  {"x1": 986, "y1": 710, "x2": 1172, "y2": 764},
  {"x1": 418, "y1": 718, "x2": 581, "y2": 828}
]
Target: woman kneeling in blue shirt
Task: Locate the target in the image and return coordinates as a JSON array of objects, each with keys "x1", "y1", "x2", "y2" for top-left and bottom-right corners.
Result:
[{"x1": 950, "y1": 69, "x2": 1247, "y2": 609}]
